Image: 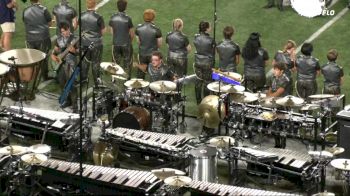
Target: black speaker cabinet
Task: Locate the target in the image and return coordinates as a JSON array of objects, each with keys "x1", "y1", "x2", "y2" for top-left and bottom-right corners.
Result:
[{"x1": 337, "y1": 109, "x2": 350, "y2": 159}]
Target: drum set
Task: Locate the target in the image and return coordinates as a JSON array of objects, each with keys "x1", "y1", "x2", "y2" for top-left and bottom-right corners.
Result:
[
  {"x1": 95, "y1": 62, "x2": 186, "y2": 133},
  {"x1": 0, "y1": 49, "x2": 46, "y2": 105},
  {"x1": 0, "y1": 143, "x2": 51, "y2": 195}
]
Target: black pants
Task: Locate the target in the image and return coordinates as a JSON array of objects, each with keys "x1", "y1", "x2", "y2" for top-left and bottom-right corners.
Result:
[
  {"x1": 296, "y1": 80, "x2": 317, "y2": 99},
  {"x1": 113, "y1": 44, "x2": 133, "y2": 79},
  {"x1": 266, "y1": 0, "x2": 283, "y2": 9},
  {"x1": 244, "y1": 74, "x2": 266, "y2": 93},
  {"x1": 137, "y1": 55, "x2": 151, "y2": 79},
  {"x1": 167, "y1": 56, "x2": 188, "y2": 78},
  {"x1": 82, "y1": 45, "x2": 103, "y2": 86},
  {"x1": 194, "y1": 63, "x2": 212, "y2": 104},
  {"x1": 324, "y1": 85, "x2": 341, "y2": 95},
  {"x1": 26, "y1": 38, "x2": 51, "y2": 80}
]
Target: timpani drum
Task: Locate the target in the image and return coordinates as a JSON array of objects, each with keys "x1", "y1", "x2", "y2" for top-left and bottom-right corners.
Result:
[{"x1": 0, "y1": 49, "x2": 46, "y2": 100}]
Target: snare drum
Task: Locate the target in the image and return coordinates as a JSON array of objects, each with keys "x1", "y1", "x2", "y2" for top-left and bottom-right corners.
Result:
[
  {"x1": 189, "y1": 145, "x2": 217, "y2": 182},
  {"x1": 112, "y1": 106, "x2": 151, "y2": 130}
]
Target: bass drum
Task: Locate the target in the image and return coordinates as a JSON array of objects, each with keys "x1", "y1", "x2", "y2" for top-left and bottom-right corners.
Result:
[{"x1": 112, "y1": 106, "x2": 151, "y2": 130}]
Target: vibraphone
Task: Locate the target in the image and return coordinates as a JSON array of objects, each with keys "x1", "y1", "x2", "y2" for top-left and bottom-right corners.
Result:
[
  {"x1": 231, "y1": 147, "x2": 317, "y2": 185},
  {"x1": 36, "y1": 159, "x2": 162, "y2": 195},
  {"x1": 188, "y1": 180, "x2": 299, "y2": 196},
  {"x1": 106, "y1": 127, "x2": 192, "y2": 160}
]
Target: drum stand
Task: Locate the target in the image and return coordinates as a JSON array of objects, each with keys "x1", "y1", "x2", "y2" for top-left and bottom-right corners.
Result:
[{"x1": 8, "y1": 57, "x2": 24, "y2": 114}]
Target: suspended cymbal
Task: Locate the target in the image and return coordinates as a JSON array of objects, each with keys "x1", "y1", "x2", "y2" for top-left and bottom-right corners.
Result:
[
  {"x1": 231, "y1": 92, "x2": 258, "y2": 103},
  {"x1": 260, "y1": 111, "x2": 277, "y2": 121},
  {"x1": 300, "y1": 104, "x2": 320, "y2": 111},
  {"x1": 28, "y1": 144, "x2": 51, "y2": 154},
  {"x1": 260, "y1": 97, "x2": 279, "y2": 108},
  {"x1": 331, "y1": 159, "x2": 350, "y2": 171},
  {"x1": 308, "y1": 150, "x2": 333, "y2": 160},
  {"x1": 209, "y1": 136, "x2": 235, "y2": 148},
  {"x1": 164, "y1": 176, "x2": 192, "y2": 187},
  {"x1": 21, "y1": 153, "x2": 48, "y2": 165},
  {"x1": 0, "y1": 48, "x2": 46, "y2": 66},
  {"x1": 151, "y1": 168, "x2": 186, "y2": 180},
  {"x1": 327, "y1": 147, "x2": 345, "y2": 156},
  {"x1": 0, "y1": 145, "x2": 28, "y2": 155},
  {"x1": 276, "y1": 95, "x2": 304, "y2": 107},
  {"x1": 124, "y1": 78, "x2": 149, "y2": 89},
  {"x1": 223, "y1": 71, "x2": 242, "y2": 82},
  {"x1": 309, "y1": 94, "x2": 335, "y2": 99},
  {"x1": 207, "y1": 81, "x2": 245, "y2": 93},
  {"x1": 149, "y1": 80, "x2": 176, "y2": 93},
  {"x1": 253, "y1": 92, "x2": 267, "y2": 99},
  {"x1": 198, "y1": 95, "x2": 225, "y2": 129},
  {"x1": 100, "y1": 62, "x2": 127, "y2": 76}
]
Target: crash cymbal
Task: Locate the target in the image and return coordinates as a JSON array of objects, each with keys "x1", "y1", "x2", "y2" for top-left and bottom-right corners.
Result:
[
  {"x1": 0, "y1": 48, "x2": 46, "y2": 66},
  {"x1": 207, "y1": 81, "x2": 228, "y2": 93},
  {"x1": 100, "y1": 62, "x2": 127, "y2": 76},
  {"x1": 260, "y1": 97, "x2": 279, "y2": 108},
  {"x1": 231, "y1": 92, "x2": 258, "y2": 103},
  {"x1": 151, "y1": 168, "x2": 186, "y2": 180},
  {"x1": 331, "y1": 159, "x2": 350, "y2": 171},
  {"x1": 124, "y1": 78, "x2": 149, "y2": 89},
  {"x1": 253, "y1": 92, "x2": 267, "y2": 99},
  {"x1": 28, "y1": 144, "x2": 51, "y2": 154},
  {"x1": 0, "y1": 145, "x2": 28, "y2": 155},
  {"x1": 0, "y1": 63, "x2": 9, "y2": 76},
  {"x1": 327, "y1": 147, "x2": 345, "y2": 156},
  {"x1": 276, "y1": 95, "x2": 304, "y2": 107},
  {"x1": 309, "y1": 94, "x2": 335, "y2": 99},
  {"x1": 21, "y1": 153, "x2": 48, "y2": 165},
  {"x1": 164, "y1": 176, "x2": 192, "y2": 187},
  {"x1": 300, "y1": 103, "x2": 320, "y2": 111},
  {"x1": 223, "y1": 71, "x2": 242, "y2": 82},
  {"x1": 209, "y1": 136, "x2": 235, "y2": 148},
  {"x1": 308, "y1": 150, "x2": 333, "y2": 160},
  {"x1": 198, "y1": 95, "x2": 225, "y2": 129},
  {"x1": 112, "y1": 75, "x2": 127, "y2": 81},
  {"x1": 149, "y1": 80, "x2": 176, "y2": 93}
]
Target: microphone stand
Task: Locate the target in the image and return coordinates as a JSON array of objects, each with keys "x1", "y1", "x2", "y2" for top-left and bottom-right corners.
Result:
[{"x1": 78, "y1": 0, "x2": 83, "y2": 192}]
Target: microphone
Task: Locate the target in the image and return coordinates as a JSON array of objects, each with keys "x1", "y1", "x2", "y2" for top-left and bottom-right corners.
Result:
[{"x1": 8, "y1": 56, "x2": 17, "y2": 61}]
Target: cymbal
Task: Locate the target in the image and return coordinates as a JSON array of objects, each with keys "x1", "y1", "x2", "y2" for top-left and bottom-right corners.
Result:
[
  {"x1": 112, "y1": 75, "x2": 127, "y2": 81},
  {"x1": 0, "y1": 145, "x2": 28, "y2": 155},
  {"x1": 331, "y1": 158, "x2": 350, "y2": 171},
  {"x1": 312, "y1": 192, "x2": 335, "y2": 196},
  {"x1": 309, "y1": 94, "x2": 335, "y2": 99},
  {"x1": 327, "y1": 147, "x2": 345, "y2": 156},
  {"x1": 209, "y1": 136, "x2": 235, "y2": 148},
  {"x1": 124, "y1": 78, "x2": 149, "y2": 89},
  {"x1": 308, "y1": 150, "x2": 333, "y2": 160},
  {"x1": 198, "y1": 95, "x2": 225, "y2": 129},
  {"x1": 300, "y1": 104, "x2": 320, "y2": 111},
  {"x1": 151, "y1": 168, "x2": 186, "y2": 180},
  {"x1": 260, "y1": 111, "x2": 277, "y2": 121},
  {"x1": 231, "y1": 92, "x2": 258, "y2": 103},
  {"x1": 260, "y1": 97, "x2": 279, "y2": 108},
  {"x1": 207, "y1": 82, "x2": 244, "y2": 93},
  {"x1": 253, "y1": 92, "x2": 267, "y2": 99},
  {"x1": 0, "y1": 63, "x2": 9, "y2": 76},
  {"x1": 223, "y1": 71, "x2": 242, "y2": 82},
  {"x1": 149, "y1": 80, "x2": 176, "y2": 93},
  {"x1": 100, "y1": 62, "x2": 127, "y2": 76},
  {"x1": 276, "y1": 95, "x2": 304, "y2": 107},
  {"x1": 21, "y1": 153, "x2": 48, "y2": 165},
  {"x1": 28, "y1": 144, "x2": 51, "y2": 154},
  {"x1": 0, "y1": 48, "x2": 46, "y2": 66},
  {"x1": 164, "y1": 176, "x2": 192, "y2": 187}
]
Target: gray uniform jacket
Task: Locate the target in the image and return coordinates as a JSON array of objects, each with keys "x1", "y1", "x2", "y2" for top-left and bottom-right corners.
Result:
[
  {"x1": 109, "y1": 12, "x2": 133, "y2": 46},
  {"x1": 135, "y1": 22, "x2": 162, "y2": 56},
  {"x1": 80, "y1": 10, "x2": 105, "y2": 47},
  {"x1": 23, "y1": 3, "x2": 51, "y2": 41},
  {"x1": 296, "y1": 55, "x2": 320, "y2": 81}
]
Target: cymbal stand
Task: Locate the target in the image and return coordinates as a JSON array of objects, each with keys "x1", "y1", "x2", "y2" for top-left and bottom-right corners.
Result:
[
  {"x1": 8, "y1": 57, "x2": 23, "y2": 114},
  {"x1": 177, "y1": 77, "x2": 186, "y2": 133}
]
